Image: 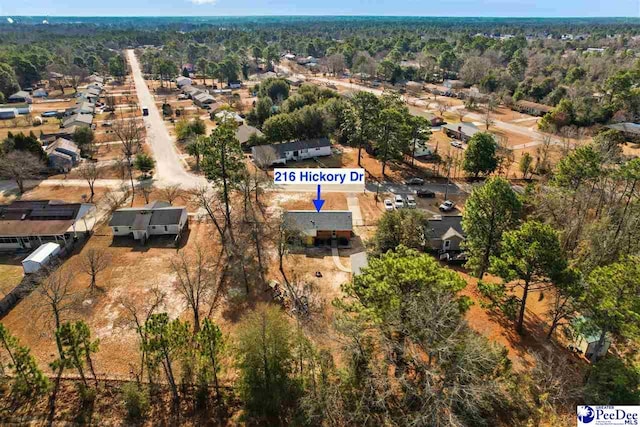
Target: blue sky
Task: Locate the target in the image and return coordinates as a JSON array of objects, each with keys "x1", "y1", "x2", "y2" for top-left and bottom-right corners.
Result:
[{"x1": 1, "y1": 0, "x2": 638, "y2": 18}]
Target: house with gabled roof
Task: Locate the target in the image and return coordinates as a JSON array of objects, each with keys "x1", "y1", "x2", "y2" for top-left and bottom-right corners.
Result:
[
  {"x1": 0, "y1": 200, "x2": 95, "y2": 251},
  {"x1": 251, "y1": 138, "x2": 331, "y2": 167},
  {"x1": 425, "y1": 215, "x2": 465, "y2": 253},
  {"x1": 284, "y1": 210, "x2": 353, "y2": 247},
  {"x1": 62, "y1": 113, "x2": 93, "y2": 129},
  {"x1": 109, "y1": 201, "x2": 188, "y2": 244}
]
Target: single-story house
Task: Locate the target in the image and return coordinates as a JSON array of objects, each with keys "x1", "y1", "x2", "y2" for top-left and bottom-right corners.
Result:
[
  {"x1": 87, "y1": 74, "x2": 104, "y2": 84},
  {"x1": 215, "y1": 110, "x2": 244, "y2": 125},
  {"x1": 45, "y1": 138, "x2": 81, "y2": 171},
  {"x1": 443, "y1": 122, "x2": 479, "y2": 142},
  {"x1": 40, "y1": 127, "x2": 77, "y2": 144},
  {"x1": 297, "y1": 56, "x2": 317, "y2": 66},
  {"x1": 176, "y1": 76, "x2": 192, "y2": 88},
  {"x1": 86, "y1": 87, "x2": 102, "y2": 97},
  {"x1": 62, "y1": 113, "x2": 93, "y2": 129},
  {"x1": 411, "y1": 140, "x2": 433, "y2": 158},
  {"x1": 425, "y1": 215, "x2": 465, "y2": 253},
  {"x1": 284, "y1": 210, "x2": 353, "y2": 247},
  {"x1": 0, "y1": 200, "x2": 95, "y2": 251},
  {"x1": 109, "y1": 201, "x2": 188, "y2": 244},
  {"x1": 513, "y1": 100, "x2": 553, "y2": 117},
  {"x1": 286, "y1": 76, "x2": 304, "y2": 86},
  {"x1": 32, "y1": 88, "x2": 48, "y2": 98},
  {"x1": 251, "y1": 137, "x2": 332, "y2": 167},
  {"x1": 74, "y1": 101, "x2": 96, "y2": 115},
  {"x1": 211, "y1": 89, "x2": 233, "y2": 96},
  {"x1": 182, "y1": 85, "x2": 202, "y2": 98},
  {"x1": 425, "y1": 112, "x2": 445, "y2": 127},
  {"x1": 87, "y1": 82, "x2": 104, "y2": 92},
  {"x1": 78, "y1": 92, "x2": 99, "y2": 104},
  {"x1": 0, "y1": 108, "x2": 18, "y2": 120},
  {"x1": 237, "y1": 123, "x2": 264, "y2": 150},
  {"x1": 0, "y1": 103, "x2": 32, "y2": 115},
  {"x1": 193, "y1": 92, "x2": 216, "y2": 108},
  {"x1": 8, "y1": 91, "x2": 32, "y2": 104},
  {"x1": 606, "y1": 122, "x2": 640, "y2": 142},
  {"x1": 443, "y1": 79, "x2": 464, "y2": 90},
  {"x1": 22, "y1": 242, "x2": 61, "y2": 274}
]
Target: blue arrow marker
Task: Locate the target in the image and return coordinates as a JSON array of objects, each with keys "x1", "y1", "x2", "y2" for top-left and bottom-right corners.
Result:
[{"x1": 312, "y1": 184, "x2": 325, "y2": 212}]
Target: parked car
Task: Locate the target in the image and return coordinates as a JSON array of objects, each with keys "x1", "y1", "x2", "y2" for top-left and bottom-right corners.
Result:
[
  {"x1": 384, "y1": 199, "x2": 394, "y2": 211},
  {"x1": 394, "y1": 194, "x2": 405, "y2": 209},
  {"x1": 41, "y1": 111, "x2": 59, "y2": 118},
  {"x1": 102, "y1": 106, "x2": 115, "y2": 112},
  {"x1": 417, "y1": 188, "x2": 436, "y2": 198},
  {"x1": 177, "y1": 94, "x2": 188, "y2": 100},
  {"x1": 406, "y1": 195, "x2": 416, "y2": 209},
  {"x1": 406, "y1": 177, "x2": 425, "y2": 186},
  {"x1": 450, "y1": 140, "x2": 464, "y2": 149},
  {"x1": 439, "y1": 200, "x2": 456, "y2": 212}
]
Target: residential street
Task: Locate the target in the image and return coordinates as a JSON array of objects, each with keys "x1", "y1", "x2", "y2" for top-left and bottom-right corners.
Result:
[{"x1": 126, "y1": 49, "x2": 207, "y2": 189}]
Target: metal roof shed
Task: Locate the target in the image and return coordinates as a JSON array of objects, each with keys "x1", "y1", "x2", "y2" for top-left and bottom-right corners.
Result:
[{"x1": 22, "y1": 242, "x2": 61, "y2": 274}]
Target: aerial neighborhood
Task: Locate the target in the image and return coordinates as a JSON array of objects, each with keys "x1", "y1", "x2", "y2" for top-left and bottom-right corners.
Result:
[{"x1": 0, "y1": 13, "x2": 639, "y2": 425}]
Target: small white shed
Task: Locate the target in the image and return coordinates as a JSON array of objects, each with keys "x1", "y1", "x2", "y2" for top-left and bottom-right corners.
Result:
[{"x1": 22, "y1": 243, "x2": 61, "y2": 274}]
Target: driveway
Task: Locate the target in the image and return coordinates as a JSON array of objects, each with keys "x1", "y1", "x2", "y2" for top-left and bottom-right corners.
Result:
[{"x1": 126, "y1": 49, "x2": 207, "y2": 189}]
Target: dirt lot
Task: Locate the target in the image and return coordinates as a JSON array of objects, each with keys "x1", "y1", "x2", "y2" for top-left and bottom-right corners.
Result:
[{"x1": 0, "y1": 255, "x2": 25, "y2": 297}]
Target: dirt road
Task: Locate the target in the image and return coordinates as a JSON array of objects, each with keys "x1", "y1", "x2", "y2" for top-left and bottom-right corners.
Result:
[{"x1": 126, "y1": 49, "x2": 207, "y2": 189}]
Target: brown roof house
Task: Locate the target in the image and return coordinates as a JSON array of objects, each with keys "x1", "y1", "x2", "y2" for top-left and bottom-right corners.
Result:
[
  {"x1": 0, "y1": 200, "x2": 95, "y2": 252},
  {"x1": 284, "y1": 210, "x2": 353, "y2": 247},
  {"x1": 109, "y1": 201, "x2": 188, "y2": 245}
]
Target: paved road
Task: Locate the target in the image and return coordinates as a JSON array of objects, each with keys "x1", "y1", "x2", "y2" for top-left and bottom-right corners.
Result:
[{"x1": 126, "y1": 49, "x2": 207, "y2": 189}]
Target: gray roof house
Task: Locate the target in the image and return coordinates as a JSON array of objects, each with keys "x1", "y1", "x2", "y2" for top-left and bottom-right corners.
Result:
[
  {"x1": 62, "y1": 113, "x2": 93, "y2": 129},
  {"x1": 443, "y1": 122, "x2": 480, "y2": 142},
  {"x1": 193, "y1": 92, "x2": 216, "y2": 108},
  {"x1": 607, "y1": 122, "x2": 640, "y2": 141},
  {"x1": 252, "y1": 138, "x2": 332, "y2": 167},
  {"x1": 109, "y1": 201, "x2": 188, "y2": 245},
  {"x1": 45, "y1": 138, "x2": 81, "y2": 172},
  {"x1": 74, "y1": 101, "x2": 96, "y2": 115},
  {"x1": 425, "y1": 215, "x2": 465, "y2": 253},
  {"x1": 8, "y1": 91, "x2": 32, "y2": 104}
]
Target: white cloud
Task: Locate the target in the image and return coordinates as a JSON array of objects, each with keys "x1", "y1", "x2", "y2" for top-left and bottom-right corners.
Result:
[{"x1": 189, "y1": 0, "x2": 217, "y2": 4}]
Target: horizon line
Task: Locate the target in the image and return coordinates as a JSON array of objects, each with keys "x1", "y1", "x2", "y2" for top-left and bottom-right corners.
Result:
[{"x1": 2, "y1": 14, "x2": 640, "y2": 19}]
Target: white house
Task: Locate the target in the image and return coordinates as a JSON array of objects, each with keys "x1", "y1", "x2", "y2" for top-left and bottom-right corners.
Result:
[
  {"x1": 0, "y1": 108, "x2": 18, "y2": 120},
  {"x1": 22, "y1": 242, "x2": 61, "y2": 274},
  {"x1": 109, "y1": 201, "x2": 188, "y2": 244},
  {"x1": 252, "y1": 138, "x2": 332, "y2": 167}
]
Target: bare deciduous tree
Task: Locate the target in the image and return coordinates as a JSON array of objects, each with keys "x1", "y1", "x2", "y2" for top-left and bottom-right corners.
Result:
[
  {"x1": 0, "y1": 151, "x2": 44, "y2": 194},
  {"x1": 113, "y1": 115, "x2": 143, "y2": 204},
  {"x1": 78, "y1": 162, "x2": 100, "y2": 202},
  {"x1": 80, "y1": 249, "x2": 111, "y2": 293},
  {"x1": 158, "y1": 184, "x2": 182, "y2": 205},
  {"x1": 170, "y1": 245, "x2": 222, "y2": 332}
]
